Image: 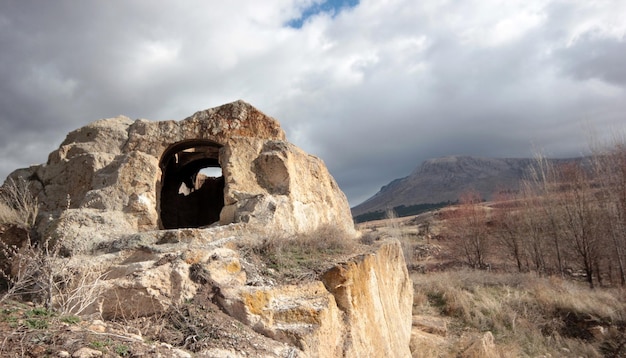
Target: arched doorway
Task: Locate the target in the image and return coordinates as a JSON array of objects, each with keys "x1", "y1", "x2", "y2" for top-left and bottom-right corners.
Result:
[{"x1": 159, "y1": 140, "x2": 225, "y2": 229}]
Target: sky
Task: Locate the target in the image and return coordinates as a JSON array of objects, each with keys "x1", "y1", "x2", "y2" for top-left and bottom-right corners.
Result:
[{"x1": 1, "y1": 0, "x2": 625, "y2": 206}]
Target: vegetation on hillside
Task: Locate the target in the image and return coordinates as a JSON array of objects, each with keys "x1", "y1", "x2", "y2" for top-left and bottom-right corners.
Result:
[
  {"x1": 412, "y1": 270, "x2": 626, "y2": 357},
  {"x1": 355, "y1": 141, "x2": 626, "y2": 357},
  {"x1": 354, "y1": 201, "x2": 454, "y2": 223},
  {"x1": 444, "y1": 142, "x2": 626, "y2": 289}
]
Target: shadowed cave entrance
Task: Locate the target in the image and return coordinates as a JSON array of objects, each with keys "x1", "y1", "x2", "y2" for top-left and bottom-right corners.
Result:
[{"x1": 159, "y1": 140, "x2": 225, "y2": 229}]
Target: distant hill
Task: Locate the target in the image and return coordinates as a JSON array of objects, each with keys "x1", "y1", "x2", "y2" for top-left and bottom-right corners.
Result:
[{"x1": 351, "y1": 155, "x2": 581, "y2": 221}]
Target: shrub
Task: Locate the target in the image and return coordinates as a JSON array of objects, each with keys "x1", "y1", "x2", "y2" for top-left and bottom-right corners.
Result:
[
  {"x1": 1, "y1": 236, "x2": 107, "y2": 315},
  {"x1": 0, "y1": 177, "x2": 38, "y2": 229}
]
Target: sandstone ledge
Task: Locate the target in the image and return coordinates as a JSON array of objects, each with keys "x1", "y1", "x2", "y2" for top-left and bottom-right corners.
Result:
[{"x1": 64, "y1": 238, "x2": 412, "y2": 357}]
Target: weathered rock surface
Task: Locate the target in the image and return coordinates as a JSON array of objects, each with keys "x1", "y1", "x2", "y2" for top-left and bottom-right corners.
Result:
[
  {"x1": 321, "y1": 241, "x2": 413, "y2": 357},
  {"x1": 219, "y1": 281, "x2": 345, "y2": 356},
  {"x1": 75, "y1": 238, "x2": 412, "y2": 358},
  {"x1": 7, "y1": 100, "x2": 354, "y2": 254},
  {"x1": 2, "y1": 101, "x2": 413, "y2": 357},
  {"x1": 409, "y1": 315, "x2": 448, "y2": 357}
]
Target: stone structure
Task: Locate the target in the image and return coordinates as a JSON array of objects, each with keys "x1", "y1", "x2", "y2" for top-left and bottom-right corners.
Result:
[
  {"x1": 2, "y1": 101, "x2": 414, "y2": 357},
  {"x1": 8, "y1": 100, "x2": 355, "y2": 252}
]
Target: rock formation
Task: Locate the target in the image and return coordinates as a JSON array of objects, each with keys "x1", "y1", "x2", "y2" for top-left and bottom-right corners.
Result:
[
  {"x1": 2, "y1": 101, "x2": 413, "y2": 357},
  {"x1": 8, "y1": 100, "x2": 354, "y2": 253},
  {"x1": 352, "y1": 155, "x2": 586, "y2": 218}
]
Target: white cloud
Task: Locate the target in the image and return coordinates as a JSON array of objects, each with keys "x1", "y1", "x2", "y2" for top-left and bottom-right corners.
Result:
[{"x1": 1, "y1": 0, "x2": 625, "y2": 206}]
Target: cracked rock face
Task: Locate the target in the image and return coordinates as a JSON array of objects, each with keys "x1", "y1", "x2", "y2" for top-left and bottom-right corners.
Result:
[{"x1": 7, "y1": 100, "x2": 355, "y2": 254}]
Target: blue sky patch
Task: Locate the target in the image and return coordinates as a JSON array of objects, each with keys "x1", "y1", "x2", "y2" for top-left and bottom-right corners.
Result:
[{"x1": 288, "y1": 0, "x2": 359, "y2": 28}]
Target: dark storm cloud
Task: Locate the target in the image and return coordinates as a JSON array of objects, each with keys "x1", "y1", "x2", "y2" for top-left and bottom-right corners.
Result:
[
  {"x1": 557, "y1": 35, "x2": 626, "y2": 87},
  {"x1": 1, "y1": 0, "x2": 625, "y2": 206}
]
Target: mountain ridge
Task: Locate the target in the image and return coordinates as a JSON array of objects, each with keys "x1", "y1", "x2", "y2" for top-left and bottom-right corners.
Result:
[{"x1": 351, "y1": 155, "x2": 579, "y2": 217}]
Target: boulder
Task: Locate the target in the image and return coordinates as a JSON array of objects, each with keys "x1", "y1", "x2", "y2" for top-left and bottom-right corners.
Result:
[
  {"x1": 211, "y1": 240, "x2": 412, "y2": 358},
  {"x1": 219, "y1": 281, "x2": 345, "y2": 356},
  {"x1": 410, "y1": 329, "x2": 446, "y2": 358},
  {"x1": 76, "y1": 239, "x2": 412, "y2": 357},
  {"x1": 5, "y1": 100, "x2": 355, "y2": 254}
]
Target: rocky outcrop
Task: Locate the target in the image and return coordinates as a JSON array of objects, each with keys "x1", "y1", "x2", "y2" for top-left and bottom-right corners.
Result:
[
  {"x1": 77, "y1": 238, "x2": 412, "y2": 358},
  {"x1": 2, "y1": 101, "x2": 413, "y2": 357},
  {"x1": 7, "y1": 100, "x2": 355, "y2": 254},
  {"x1": 321, "y1": 241, "x2": 413, "y2": 357},
  {"x1": 213, "y1": 240, "x2": 412, "y2": 357}
]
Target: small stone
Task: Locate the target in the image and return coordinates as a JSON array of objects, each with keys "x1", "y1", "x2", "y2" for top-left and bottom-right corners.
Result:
[
  {"x1": 171, "y1": 348, "x2": 192, "y2": 358},
  {"x1": 57, "y1": 351, "x2": 71, "y2": 358},
  {"x1": 72, "y1": 347, "x2": 103, "y2": 358},
  {"x1": 87, "y1": 323, "x2": 106, "y2": 333}
]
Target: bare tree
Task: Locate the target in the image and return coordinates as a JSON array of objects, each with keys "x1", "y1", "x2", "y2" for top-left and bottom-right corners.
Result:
[
  {"x1": 557, "y1": 162, "x2": 601, "y2": 288},
  {"x1": 491, "y1": 192, "x2": 526, "y2": 272},
  {"x1": 590, "y1": 143, "x2": 626, "y2": 286},
  {"x1": 519, "y1": 182, "x2": 548, "y2": 274},
  {"x1": 452, "y1": 190, "x2": 490, "y2": 269},
  {"x1": 526, "y1": 154, "x2": 567, "y2": 276}
]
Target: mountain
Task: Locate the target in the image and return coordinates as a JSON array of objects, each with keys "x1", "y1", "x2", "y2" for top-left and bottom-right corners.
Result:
[{"x1": 352, "y1": 155, "x2": 548, "y2": 218}]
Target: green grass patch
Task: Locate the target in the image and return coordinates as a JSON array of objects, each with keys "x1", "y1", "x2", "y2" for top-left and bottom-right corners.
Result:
[
  {"x1": 115, "y1": 344, "x2": 131, "y2": 356},
  {"x1": 60, "y1": 315, "x2": 81, "y2": 324}
]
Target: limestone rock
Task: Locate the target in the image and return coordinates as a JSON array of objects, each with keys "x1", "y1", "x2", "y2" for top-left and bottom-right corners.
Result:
[
  {"x1": 217, "y1": 240, "x2": 412, "y2": 358},
  {"x1": 72, "y1": 347, "x2": 103, "y2": 358},
  {"x1": 410, "y1": 329, "x2": 446, "y2": 358},
  {"x1": 412, "y1": 315, "x2": 448, "y2": 336},
  {"x1": 0, "y1": 100, "x2": 413, "y2": 357},
  {"x1": 218, "y1": 281, "x2": 345, "y2": 357},
  {"x1": 321, "y1": 240, "x2": 413, "y2": 358},
  {"x1": 5, "y1": 100, "x2": 354, "y2": 254},
  {"x1": 98, "y1": 254, "x2": 199, "y2": 319}
]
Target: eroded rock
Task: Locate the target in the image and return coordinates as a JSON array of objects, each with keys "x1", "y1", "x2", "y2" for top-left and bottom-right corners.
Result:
[
  {"x1": 321, "y1": 240, "x2": 413, "y2": 357},
  {"x1": 2, "y1": 101, "x2": 413, "y2": 357},
  {"x1": 7, "y1": 100, "x2": 354, "y2": 254}
]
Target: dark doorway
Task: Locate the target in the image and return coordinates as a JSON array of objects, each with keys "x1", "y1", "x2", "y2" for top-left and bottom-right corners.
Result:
[{"x1": 159, "y1": 140, "x2": 225, "y2": 229}]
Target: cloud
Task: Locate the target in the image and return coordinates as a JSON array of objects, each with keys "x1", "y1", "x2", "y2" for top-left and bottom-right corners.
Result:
[{"x1": 1, "y1": 0, "x2": 625, "y2": 206}]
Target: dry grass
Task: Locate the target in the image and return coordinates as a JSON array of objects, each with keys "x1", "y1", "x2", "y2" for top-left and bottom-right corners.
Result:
[
  {"x1": 0, "y1": 201, "x2": 21, "y2": 227},
  {"x1": 411, "y1": 269, "x2": 626, "y2": 357},
  {"x1": 1, "y1": 237, "x2": 107, "y2": 315},
  {"x1": 0, "y1": 177, "x2": 38, "y2": 228},
  {"x1": 363, "y1": 211, "x2": 626, "y2": 357},
  {"x1": 1, "y1": 178, "x2": 108, "y2": 315},
  {"x1": 243, "y1": 225, "x2": 360, "y2": 283}
]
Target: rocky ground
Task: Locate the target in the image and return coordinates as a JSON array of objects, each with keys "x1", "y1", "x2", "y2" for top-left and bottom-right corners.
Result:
[
  {"x1": 3, "y1": 207, "x2": 625, "y2": 357},
  {"x1": 0, "y1": 286, "x2": 298, "y2": 357},
  {"x1": 0, "y1": 224, "x2": 411, "y2": 357}
]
